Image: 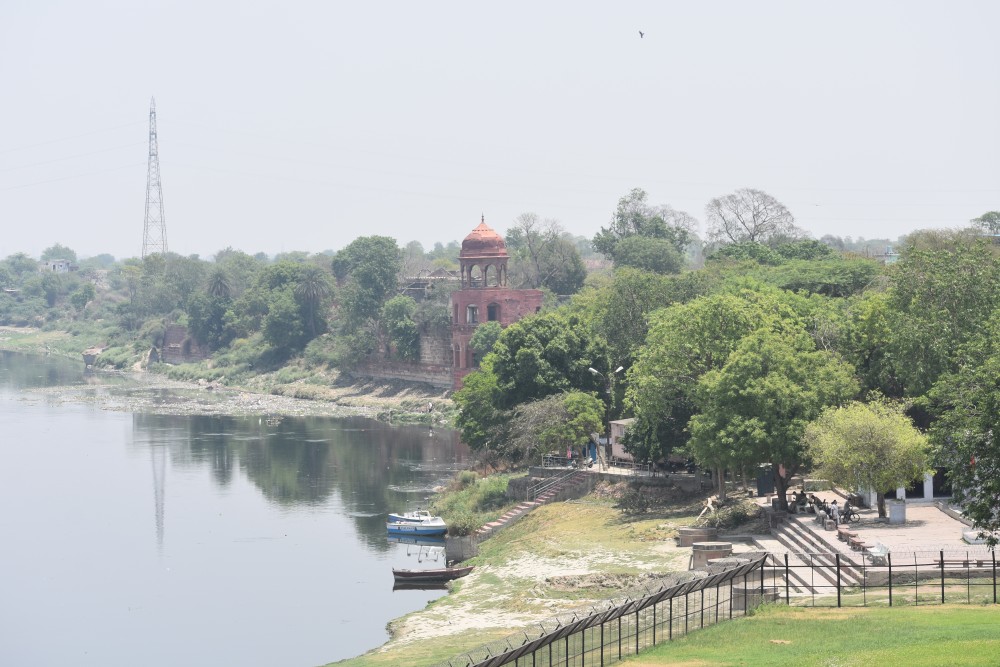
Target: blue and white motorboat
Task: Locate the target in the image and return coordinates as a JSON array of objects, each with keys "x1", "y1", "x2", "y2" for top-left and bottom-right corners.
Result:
[
  {"x1": 387, "y1": 509, "x2": 435, "y2": 524},
  {"x1": 386, "y1": 515, "x2": 448, "y2": 536}
]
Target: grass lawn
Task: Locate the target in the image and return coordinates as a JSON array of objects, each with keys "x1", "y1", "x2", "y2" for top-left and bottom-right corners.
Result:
[{"x1": 623, "y1": 604, "x2": 1000, "y2": 667}]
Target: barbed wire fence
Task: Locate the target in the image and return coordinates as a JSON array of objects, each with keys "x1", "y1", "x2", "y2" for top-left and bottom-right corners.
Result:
[{"x1": 434, "y1": 546, "x2": 997, "y2": 667}]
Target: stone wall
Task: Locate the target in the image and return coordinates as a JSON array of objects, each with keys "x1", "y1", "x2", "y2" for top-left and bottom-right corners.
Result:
[
  {"x1": 355, "y1": 361, "x2": 453, "y2": 390},
  {"x1": 419, "y1": 327, "x2": 452, "y2": 367},
  {"x1": 161, "y1": 325, "x2": 208, "y2": 364}
]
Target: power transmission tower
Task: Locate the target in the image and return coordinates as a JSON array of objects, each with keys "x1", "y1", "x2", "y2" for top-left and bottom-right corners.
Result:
[{"x1": 142, "y1": 97, "x2": 168, "y2": 258}]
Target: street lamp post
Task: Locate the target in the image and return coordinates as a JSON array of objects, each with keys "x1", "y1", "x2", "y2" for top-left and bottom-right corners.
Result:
[{"x1": 589, "y1": 366, "x2": 624, "y2": 466}]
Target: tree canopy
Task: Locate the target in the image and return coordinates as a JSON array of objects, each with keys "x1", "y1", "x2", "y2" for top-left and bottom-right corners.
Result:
[{"x1": 804, "y1": 399, "x2": 930, "y2": 517}]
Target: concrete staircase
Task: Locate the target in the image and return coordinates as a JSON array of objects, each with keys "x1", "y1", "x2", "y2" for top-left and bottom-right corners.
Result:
[
  {"x1": 474, "y1": 470, "x2": 590, "y2": 540},
  {"x1": 754, "y1": 510, "x2": 867, "y2": 595}
]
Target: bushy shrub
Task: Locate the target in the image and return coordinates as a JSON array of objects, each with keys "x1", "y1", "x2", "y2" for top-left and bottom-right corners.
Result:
[{"x1": 616, "y1": 487, "x2": 650, "y2": 514}]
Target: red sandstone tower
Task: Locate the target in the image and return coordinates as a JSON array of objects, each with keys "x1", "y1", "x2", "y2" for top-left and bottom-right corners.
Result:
[{"x1": 451, "y1": 217, "x2": 544, "y2": 388}]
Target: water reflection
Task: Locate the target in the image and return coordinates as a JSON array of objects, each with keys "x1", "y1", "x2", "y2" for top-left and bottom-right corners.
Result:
[
  {"x1": 0, "y1": 350, "x2": 474, "y2": 666},
  {"x1": 129, "y1": 404, "x2": 469, "y2": 554}
]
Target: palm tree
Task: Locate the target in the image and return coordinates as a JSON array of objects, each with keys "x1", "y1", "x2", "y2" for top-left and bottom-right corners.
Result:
[
  {"x1": 207, "y1": 268, "x2": 232, "y2": 300},
  {"x1": 295, "y1": 266, "x2": 332, "y2": 337}
]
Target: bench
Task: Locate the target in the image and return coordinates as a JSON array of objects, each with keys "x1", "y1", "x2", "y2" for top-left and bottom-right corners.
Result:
[
  {"x1": 837, "y1": 527, "x2": 851, "y2": 542},
  {"x1": 867, "y1": 543, "x2": 889, "y2": 566},
  {"x1": 849, "y1": 536, "x2": 870, "y2": 551}
]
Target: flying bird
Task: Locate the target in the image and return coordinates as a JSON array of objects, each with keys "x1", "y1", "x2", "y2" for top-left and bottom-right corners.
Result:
[{"x1": 639, "y1": 31, "x2": 644, "y2": 38}]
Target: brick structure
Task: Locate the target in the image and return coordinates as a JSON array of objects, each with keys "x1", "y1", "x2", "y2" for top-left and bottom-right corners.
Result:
[
  {"x1": 161, "y1": 324, "x2": 209, "y2": 364},
  {"x1": 451, "y1": 217, "x2": 543, "y2": 388}
]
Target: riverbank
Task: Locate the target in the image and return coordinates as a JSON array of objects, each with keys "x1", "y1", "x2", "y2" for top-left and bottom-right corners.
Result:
[
  {"x1": 331, "y1": 487, "x2": 760, "y2": 667},
  {"x1": 0, "y1": 325, "x2": 454, "y2": 422}
]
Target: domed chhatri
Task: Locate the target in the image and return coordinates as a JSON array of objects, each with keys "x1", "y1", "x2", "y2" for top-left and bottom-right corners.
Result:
[
  {"x1": 459, "y1": 216, "x2": 508, "y2": 288},
  {"x1": 461, "y1": 216, "x2": 508, "y2": 259},
  {"x1": 451, "y1": 215, "x2": 544, "y2": 387}
]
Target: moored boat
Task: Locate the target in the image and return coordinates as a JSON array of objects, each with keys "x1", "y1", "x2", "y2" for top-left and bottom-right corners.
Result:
[
  {"x1": 386, "y1": 516, "x2": 448, "y2": 536},
  {"x1": 392, "y1": 565, "x2": 474, "y2": 583},
  {"x1": 387, "y1": 509, "x2": 436, "y2": 523}
]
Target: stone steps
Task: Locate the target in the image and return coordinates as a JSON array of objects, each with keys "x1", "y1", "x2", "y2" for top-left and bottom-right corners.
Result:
[
  {"x1": 756, "y1": 510, "x2": 866, "y2": 594},
  {"x1": 474, "y1": 472, "x2": 588, "y2": 539}
]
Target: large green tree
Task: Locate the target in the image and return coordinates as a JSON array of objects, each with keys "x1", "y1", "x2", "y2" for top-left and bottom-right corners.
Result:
[
  {"x1": 592, "y1": 188, "x2": 695, "y2": 267},
  {"x1": 884, "y1": 241, "x2": 1000, "y2": 397},
  {"x1": 489, "y1": 310, "x2": 609, "y2": 409},
  {"x1": 928, "y1": 311, "x2": 1000, "y2": 545},
  {"x1": 688, "y1": 328, "x2": 858, "y2": 505},
  {"x1": 626, "y1": 284, "x2": 807, "y2": 465},
  {"x1": 804, "y1": 399, "x2": 931, "y2": 517}
]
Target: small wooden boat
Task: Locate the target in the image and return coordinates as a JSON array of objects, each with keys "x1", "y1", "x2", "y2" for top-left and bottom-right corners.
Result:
[
  {"x1": 386, "y1": 516, "x2": 448, "y2": 536},
  {"x1": 392, "y1": 565, "x2": 474, "y2": 583}
]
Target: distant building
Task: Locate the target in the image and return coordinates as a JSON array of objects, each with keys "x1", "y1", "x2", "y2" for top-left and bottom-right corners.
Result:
[
  {"x1": 873, "y1": 245, "x2": 899, "y2": 265},
  {"x1": 43, "y1": 259, "x2": 75, "y2": 273},
  {"x1": 609, "y1": 418, "x2": 636, "y2": 462},
  {"x1": 450, "y1": 217, "x2": 543, "y2": 388}
]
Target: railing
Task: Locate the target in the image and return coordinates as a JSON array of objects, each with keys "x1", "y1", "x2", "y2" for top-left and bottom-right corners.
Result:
[
  {"x1": 760, "y1": 548, "x2": 998, "y2": 606},
  {"x1": 526, "y1": 468, "x2": 580, "y2": 502},
  {"x1": 435, "y1": 547, "x2": 998, "y2": 667},
  {"x1": 436, "y1": 557, "x2": 768, "y2": 667}
]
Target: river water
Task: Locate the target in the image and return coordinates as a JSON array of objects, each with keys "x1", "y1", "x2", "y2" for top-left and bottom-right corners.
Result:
[{"x1": 0, "y1": 351, "x2": 471, "y2": 667}]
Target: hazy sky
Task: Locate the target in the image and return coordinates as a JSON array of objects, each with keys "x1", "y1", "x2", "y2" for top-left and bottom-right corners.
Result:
[{"x1": 2, "y1": 1, "x2": 998, "y2": 261}]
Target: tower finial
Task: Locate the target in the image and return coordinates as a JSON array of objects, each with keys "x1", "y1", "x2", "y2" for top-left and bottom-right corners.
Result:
[{"x1": 481, "y1": 213, "x2": 485, "y2": 224}]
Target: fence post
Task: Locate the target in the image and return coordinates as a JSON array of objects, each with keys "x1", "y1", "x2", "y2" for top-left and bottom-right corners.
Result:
[
  {"x1": 784, "y1": 553, "x2": 790, "y2": 604},
  {"x1": 653, "y1": 601, "x2": 657, "y2": 645},
  {"x1": 994, "y1": 550, "x2": 997, "y2": 605},
  {"x1": 669, "y1": 597, "x2": 673, "y2": 640},
  {"x1": 888, "y1": 552, "x2": 893, "y2": 607},
  {"x1": 635, "y1": 609, "x2": 640, "y2": 655},
  {"x1": 836, "y1": 553, "x2": 842, "y2": 608},
  {"x1": 617, "y1": 616, "x2": 621, "y2": 659},
  {"x1": 941, "y1": 549, "x2": 946, "y2": 604},
  {"x1": 600, "y1": 621, "x2": 604, "y2": 667}
]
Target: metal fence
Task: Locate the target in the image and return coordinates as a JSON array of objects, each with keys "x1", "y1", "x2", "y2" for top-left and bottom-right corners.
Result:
[
  {"x1": 760, "y1": 547, "x2": 998, "y2": 607},
  {"x1": 435, "y1": 547, "x2": 998, "y2": 667},
  {"x1": 436, "y1": 556, "x2": 769, "y2": 667}
]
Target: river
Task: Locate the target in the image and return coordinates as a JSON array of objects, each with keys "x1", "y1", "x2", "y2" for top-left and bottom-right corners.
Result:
[{"x1": 0, "y1": 351, "x2": 471, "y2": 667}]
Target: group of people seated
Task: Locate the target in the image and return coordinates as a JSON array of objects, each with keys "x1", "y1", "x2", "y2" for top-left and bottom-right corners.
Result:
[{"x1": 789, "y1": 489, "x2": 853, "y2": 524}]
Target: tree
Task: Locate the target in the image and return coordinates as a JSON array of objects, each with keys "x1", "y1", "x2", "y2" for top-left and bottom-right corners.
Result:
[
  {"x1": 262, "y1": 289, "x2": 307, "y2": 357},
  {"x1": 593, "y1": 188, "x2": 696, "y2": 263},
  {"x1": 453, "y1": 358, "x2": 512, "y2": 461},
  {"x1": 705, "y1": 188, "x2": 801, "y2": 246},
  {"x1": 688, "y1": 328, "x2": 858, "y2": 506},
  {"x1": 506, "y1": 213, "x2": 586, "y2": 294},
  {"x1": 334, "y1": 236, "x2": 401, "y2": 326},
  {"x1": 489, "y1": 310, "x2": 609, "y2": 409},
  {"x1": 207, "y1": 268, "x2": 232, "y2": 299},
  {"x1": 884, "y1": 241, "x2": 1000, "y2": 397},
  {"x1": 626, "y1": 284, "x2": 808, "y2": 466},
  {"x1": 69, "y1": 283, "x2": 96, "y2": 314},
  {"x1": 928, "y1": 312, "x2": 1000, "y2": 545},
  {"x1": 294, "y1": 265, "x2": 333, "y2": 338},
  {"x1": 508, "y1": 391, "x2": 603, "y2": 463},
  {"x1": 804, "y1": 399, "x2": 931, "y2": 517},
  {"x1": 970, "y1": 211, "x2": 1000, "y2": 235},
  {"x1": 469, "y1": 321, "x2": 502, "y2": 357},
  {"x1": 40, "y1": 243, "x2": 77, "y2": 263},
  {"x1": 610, "y1": 236, "x2": 684, "y2": 274},
  {"x1": 381, "y1": 295, "x2": 420, "y2": 361}
]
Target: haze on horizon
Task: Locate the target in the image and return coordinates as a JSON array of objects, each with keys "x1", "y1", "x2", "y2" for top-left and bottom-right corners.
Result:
[{"x1": 1, "y1": 1, "x2": 998, "y2": 261}]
